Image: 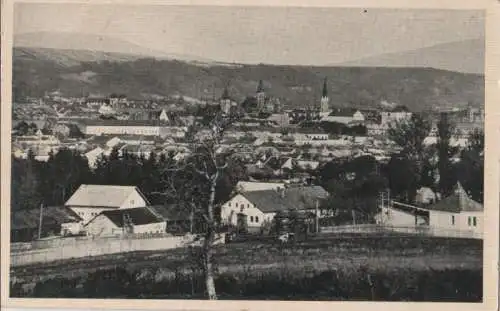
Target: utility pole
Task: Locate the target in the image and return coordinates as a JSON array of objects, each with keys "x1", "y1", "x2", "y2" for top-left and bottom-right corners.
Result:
[
  {"x1": 315, "y1": 200, "x2": 320, "y2": 233},
  {"x1": 37, "y1": 202, "x2": 44, "y2": 240}
]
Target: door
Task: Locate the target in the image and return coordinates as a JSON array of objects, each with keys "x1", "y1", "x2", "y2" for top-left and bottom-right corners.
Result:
[{"x1": 236, "y1": 213, "x2": 248, "y2": 234}]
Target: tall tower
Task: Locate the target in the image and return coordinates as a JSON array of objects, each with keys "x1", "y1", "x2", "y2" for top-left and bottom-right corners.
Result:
[
  {"x1": 220, "y1": 86, "x2": 231, "y2": 115},
  {"x1": 320, "y1": 77, "x2": 330, "y2": 113},
  {"x1": 256, "y1": 80, "x2": 266, "y2": 111}
]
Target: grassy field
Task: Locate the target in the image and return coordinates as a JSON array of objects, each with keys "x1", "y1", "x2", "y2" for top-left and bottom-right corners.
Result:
[{"x1": 10, "y1": 233, "x2": 483, "y2": 301}]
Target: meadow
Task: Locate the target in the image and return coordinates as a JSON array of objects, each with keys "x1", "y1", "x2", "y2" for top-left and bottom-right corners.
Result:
[{"x1": 10, "y1": 233, "x2": 483, "y2": 301}]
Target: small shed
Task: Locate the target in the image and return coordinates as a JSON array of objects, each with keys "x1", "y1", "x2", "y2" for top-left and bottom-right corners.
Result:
[{"x1": 84, "y1": 207, "x2": 166, "y2": 237}]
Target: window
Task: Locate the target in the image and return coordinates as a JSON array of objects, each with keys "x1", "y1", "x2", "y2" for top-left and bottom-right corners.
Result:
[
  {"x1": 247, "y1": 204, "x2": 250, "y2": 208},
  {"x1": 473, "y1": 217, "x2": 477, "y2": 227},
  {"x1": 468, "y1": 217, "x2": 472, "y2": 226},
  {"x1": 228, "y1": 202, "x2": 231, "y2": 207},
  {"x1": 235, "y1": 203, "x2": 238, "y2": 208},
  {"x1": 451, "y1": 215, "x2": 455, "y2": 225},
  {"x1": 250, "y1": 216, "x2": 254, "y2": 222},
  {"x1": 255, "y1": 216, "x2": 259, "y2": 223}
]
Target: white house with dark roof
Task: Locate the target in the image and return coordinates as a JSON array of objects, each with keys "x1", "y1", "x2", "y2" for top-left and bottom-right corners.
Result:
[
  {"x1": 84, "y1": 207, "x2": 166, "y2": 237},
  {"x1": 221, "y1": 185, "x2": 329, "y2": 230},
  {"x1": 426, "y1": 182, "x2": 483, "y2": 237},
  {"x1": 64, "y1": 185, "x2": 150, "y2": 224},
  {"x1": 376, "y1": 182, "x2": 483, "y2": 239}
]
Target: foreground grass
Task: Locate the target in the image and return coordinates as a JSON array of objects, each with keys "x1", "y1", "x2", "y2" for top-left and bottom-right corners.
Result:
[{"x1": 10, "y1": 234, "x2": 483, "y2": 301}]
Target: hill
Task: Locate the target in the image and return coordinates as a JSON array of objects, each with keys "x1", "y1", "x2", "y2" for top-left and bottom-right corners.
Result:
[
  {"x1": 12, "y1": 47, "x2": 484, "y2": 111},
  {"x1": 15, "y1": 32, "x2": 214, "y2": 63},
  {"x1": 337, "y1": 39, "x2": 484, "y2": 75},
  {"x1": 14, "y1": 47, "x2": 142, "y2": 67}
]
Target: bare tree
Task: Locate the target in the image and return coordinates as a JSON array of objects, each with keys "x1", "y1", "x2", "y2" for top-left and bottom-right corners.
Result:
[{"x1": 155, "y1": 112, "x2": 235, "y2": 300}]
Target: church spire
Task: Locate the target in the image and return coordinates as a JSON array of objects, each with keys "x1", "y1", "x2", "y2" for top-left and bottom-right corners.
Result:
[
  {"x1": 322, "y1": 77, "x2": 328, "y2": 98},
  {"x1": 257, "y1": 80, "x2": 264, "y2": 93},
  {"x1": 221, "y1": 85, "x2": 230, "y2": 100}
]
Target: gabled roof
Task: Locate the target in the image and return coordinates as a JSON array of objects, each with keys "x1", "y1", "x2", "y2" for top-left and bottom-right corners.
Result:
[
  {"x1": 426, "y1": 182, "x2": 483, "y2": 213},
  {"x1": 240, "y1": 185, "x2": 329, "y2": 213},
  {"x1": 92, "y1": 207, "x2": 164, "y2": 228},
  {"x1": 65, "y1": 184, "x2": 150, "y2": 208},
  {"x1": 11, "y1": 206, "x2": 81, "y2": 230}
]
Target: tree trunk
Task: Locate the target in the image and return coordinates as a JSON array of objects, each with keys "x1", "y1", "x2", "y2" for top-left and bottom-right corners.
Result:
[
  {"x1": 203, "y1": 230, "x2": 217, "y2": 300},
  {"x1": 203, "y1": 177, "x2": 218, "y2": 300}
]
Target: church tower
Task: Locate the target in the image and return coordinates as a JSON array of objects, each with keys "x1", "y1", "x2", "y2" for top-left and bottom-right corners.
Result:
[
  {"x1": 256, "y1": 80, "x2": 266, "y2": 111},
  {"x1": 220, "y1": 86, "x2": 232, "y2": 115},
  {"x1": 320, "y1": 77, "x2": 330, "y2": 113}
]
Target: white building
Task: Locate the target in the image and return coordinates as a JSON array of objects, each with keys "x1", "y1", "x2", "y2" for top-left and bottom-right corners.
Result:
[
  {"x1": 84, "y1": 207, "x2": 166, "y2": 237},
  {"x1": 64, "y1": 184, "x2": 150, "y2": 224},
  {"x1": 85, "y1": 147, "x2": 105, "y2": 169},
  {"x1": 426, "y1": 182, "x2": 483, "y2": 238},
  {"x1": 221, "y1": 185, "x2": 329, "y2": 231},
  {"x1": 305, "y1": 133, "x2": 329, "y2": 140},
  {"x1": 79, "y1": 120, "x2": 186, "y2": 138},
  {"x1": 352, "y1": 110, "x2": 365, "y2": 123}
]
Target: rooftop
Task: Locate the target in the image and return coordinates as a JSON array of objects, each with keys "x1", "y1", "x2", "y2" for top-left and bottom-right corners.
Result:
[
  {"x1": 11, "y1": 206, "x2": 81, "y2": 230},
  {"x1": 241, "y1": 185, "x2": 329, "y2": 213},
  {"x1": 65, "y1": 184, "x2": 150, "y2": 208},
  {"x1": 426, "y1": 182, "x2": 483, "y2": 213},
  {"x1": 96, "y1": 207, "x2": 164, "y2": 227}
]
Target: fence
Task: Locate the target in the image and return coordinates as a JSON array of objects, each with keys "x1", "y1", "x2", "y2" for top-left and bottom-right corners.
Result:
[
  {"x1": 10, "y1": 233, "x2": 226, "y2": 267},
  {"x1": 320, "y1": 224, "x2": 483, "y2": 240}
]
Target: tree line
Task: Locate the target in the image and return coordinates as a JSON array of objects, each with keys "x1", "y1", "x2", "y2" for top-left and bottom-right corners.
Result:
[{"x1": 11, "y1": 147, "x2": 247, "y2": 212}]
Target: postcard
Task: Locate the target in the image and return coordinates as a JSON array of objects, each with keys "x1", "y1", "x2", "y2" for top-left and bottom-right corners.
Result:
[{"x1": 1, "y1": 0, "x2": 498, "y2": 310}]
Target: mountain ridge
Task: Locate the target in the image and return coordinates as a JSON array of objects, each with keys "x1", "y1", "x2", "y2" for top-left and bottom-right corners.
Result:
[
  {"x1": 14, "y1": 31, "x2": 215, "y2": 63},
  {"x1": 12, "y1": 46, "x2": 484, "y2": 112},
  {"x1": 335, "y1": 39, "x2": 484, "y2": 75}
]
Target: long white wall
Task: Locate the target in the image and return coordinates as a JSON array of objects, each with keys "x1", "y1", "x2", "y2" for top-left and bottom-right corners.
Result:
[{"x1": 10, "y1": 234, "x2": 226, "y2": 267}]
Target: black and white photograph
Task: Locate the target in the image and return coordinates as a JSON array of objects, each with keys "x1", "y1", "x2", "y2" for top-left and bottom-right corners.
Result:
[{"x1": 2, "y1": 1, "x2": 492, "y2": 305}]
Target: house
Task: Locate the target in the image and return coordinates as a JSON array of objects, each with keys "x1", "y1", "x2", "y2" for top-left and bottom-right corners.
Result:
[
  {"x1": 220, "y1": 185, "x2": 329, "y2": 231},
  {"x1": 305, "y1": 133, "x2": 329, "y2": 141},
  {"x1": 84, "y1": 207, "x2": 166, "y2": 237},
  {"x1": 78, "y1": 119, "x2": 185, "y2": 137},
  {"x1": 85, "y1": 147, "x2": 105, "y2": 169},
  {"x1": 321, "y1": 108, "x2": 358, "y2": 124},
  {"x1": 426, "y1": 182, "x2": 483, "y2": 237},
  {"x1": 352, "y1": 110, "x2": 365, "y2": 123},
  {"x1": 10, "y1": 206, "x2": 82, "y2": 242},
  {"x1": 64, "y1": 185, "x2": 150, "y2": 224}
]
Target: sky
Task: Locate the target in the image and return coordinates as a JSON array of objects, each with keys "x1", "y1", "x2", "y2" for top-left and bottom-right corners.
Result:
[{"x1": 14, "y1": 4, "x2": 485, "y2": 66}]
